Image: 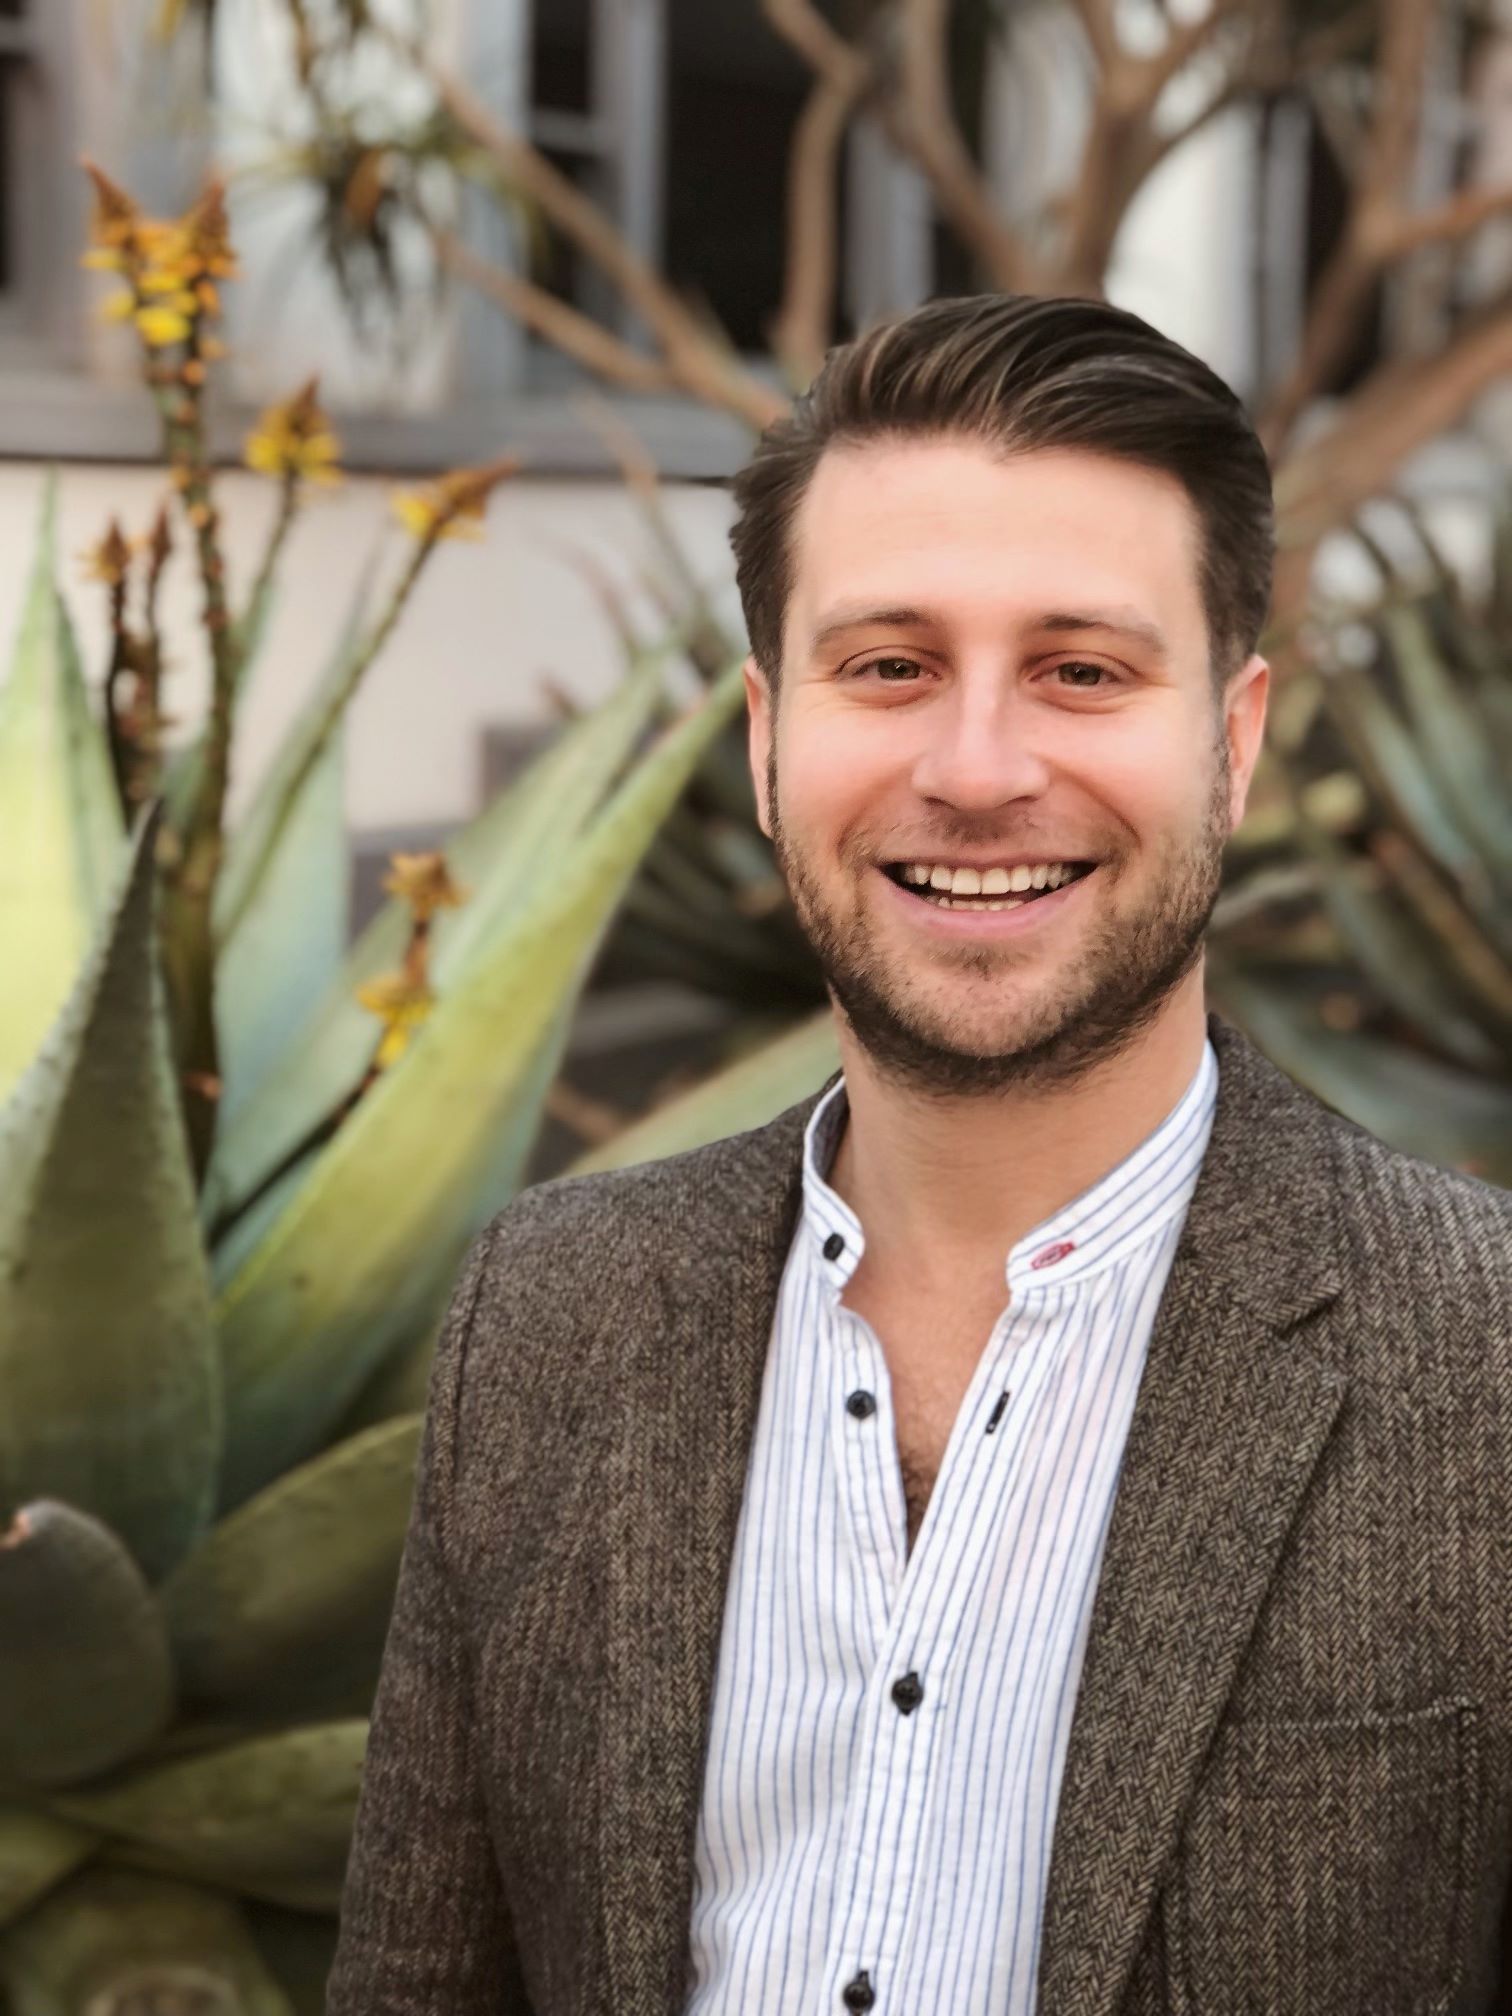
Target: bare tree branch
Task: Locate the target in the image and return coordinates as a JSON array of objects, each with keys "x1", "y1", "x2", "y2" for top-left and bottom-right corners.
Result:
[
  {"x1": 1274, "y1": 291, "x2": 1512, "y2": 547},
  {"x1": 437, "y1": 229, "x2": 675, "y2": 394},
  {"x1": 1259, "y1": 0, "x2": 1435, "y2": 457},
  {"x1": 763, "y1": 0, "x2": 868, "y2": 92},
  {"x1": 424, "y1": 57, "x2": 788, "y2": 431},
  {"x1": 765, "y1": 2, "x2": 873, "y2": 385},
  {"x1": 893, "y1": 0, "x2": 1040, "y2": 292},
  {"x1": 1061, "y1": 0, "x2": 1121, "y2": 74},
  {"x1": 1378, "y1": 178, "x2": 1512, "y2": 262}
]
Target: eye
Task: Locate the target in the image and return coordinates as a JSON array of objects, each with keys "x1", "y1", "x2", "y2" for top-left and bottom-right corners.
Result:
[
  {"x1": 1052, "y1": 660, "x2": 1116, "y2": 688},
  {"x1": 849, "y1": 656, "x2": 925, "y2": 683}
]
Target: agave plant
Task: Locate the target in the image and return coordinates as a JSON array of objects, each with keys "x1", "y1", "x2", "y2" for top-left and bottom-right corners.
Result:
[
  {"x1": 0, "y1": 161, "x2": 841, "y2": 2013},
  {"x1": 0, "y1": 467, "x2": 763, "y2": 2010},
  {"x1": 1209, "y1": 488, "x2": 1512, "y2": 1185}
]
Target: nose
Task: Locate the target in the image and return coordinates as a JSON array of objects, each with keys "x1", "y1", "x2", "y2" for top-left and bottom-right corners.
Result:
[{"x1": 909, "y1": 686, "x2": 1052, "y2": 814}]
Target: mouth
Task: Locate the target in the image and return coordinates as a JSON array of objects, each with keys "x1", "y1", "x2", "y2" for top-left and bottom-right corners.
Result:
[{"x1": 879, "y1": 858, "x2": 1098, "y2": 913}]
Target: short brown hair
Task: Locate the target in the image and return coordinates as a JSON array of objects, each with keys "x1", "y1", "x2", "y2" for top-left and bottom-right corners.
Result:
[{"x1": 729, "y1": 293, "x2": 1274, "y2": 688}]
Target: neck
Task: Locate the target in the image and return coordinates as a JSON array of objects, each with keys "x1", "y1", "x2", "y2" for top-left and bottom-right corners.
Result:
[{"x1": 826, "y1": 970, "x2": 1210, "y2": 1282}]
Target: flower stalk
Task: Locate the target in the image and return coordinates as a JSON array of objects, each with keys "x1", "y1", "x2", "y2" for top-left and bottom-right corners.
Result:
[{"x1": 82, "y1": 162, "x2": 241, "y2": 1177}]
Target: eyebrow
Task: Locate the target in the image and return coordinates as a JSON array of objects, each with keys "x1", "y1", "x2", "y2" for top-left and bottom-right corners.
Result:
[{"x1": 808, "y1": 603, "x2": 1171, "y2": 660}]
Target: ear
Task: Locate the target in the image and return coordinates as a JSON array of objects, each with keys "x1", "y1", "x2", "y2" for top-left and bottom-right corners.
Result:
[
  {"x1": 744, "y1": 656, "x2": 774, "y2": 839},
  {"x1": 1222, "y1": 652, "x2": 1269, "y2": 833}
]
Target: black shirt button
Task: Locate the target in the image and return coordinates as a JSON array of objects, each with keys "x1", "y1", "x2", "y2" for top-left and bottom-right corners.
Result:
[
  {"x1": 841, "y1": 1972, "x2": 875, "y2": 2012},
  {"x1": 891, "y1": 1670, "x2": 924, "y2": 1715},
  {"x1": 823, "y1": 1232, "x2": 845, "y2": 1261},
  {"x1": 845, "y1": 1389, "x2": 876, "y2": 1420}
]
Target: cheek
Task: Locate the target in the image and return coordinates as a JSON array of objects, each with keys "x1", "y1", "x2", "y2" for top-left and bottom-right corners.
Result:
[
  {"x1": 1056, "y1": 712, "x2": 1214, "y2": 832},
  {"x1": 777, "y1": 710, "x2": 901, "y2": 831}
]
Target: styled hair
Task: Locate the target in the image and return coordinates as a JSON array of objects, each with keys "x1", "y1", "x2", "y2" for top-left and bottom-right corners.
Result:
[{"x1": 729, "y1": 293, "x2": 1274, "y2": 689}]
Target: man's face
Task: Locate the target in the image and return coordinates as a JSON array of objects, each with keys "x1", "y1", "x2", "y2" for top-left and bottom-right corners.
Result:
[{"x1": 744, "y1": 436, "x2": 1269, "y2": 1094}]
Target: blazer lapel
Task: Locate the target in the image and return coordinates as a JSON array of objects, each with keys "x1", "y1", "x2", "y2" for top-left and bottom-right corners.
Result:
[
  {"x1": 595, "y1": 1086, "x2": 829, "y2": 2013},
  {"x1": 1035, "y1": 1018, "x2": 1350, "y2": 2016}
]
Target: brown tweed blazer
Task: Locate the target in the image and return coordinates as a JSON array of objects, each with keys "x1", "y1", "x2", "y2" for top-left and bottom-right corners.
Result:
[{"x1": 327, "y1": 1015, "x2": 1512, "y2": 2016}]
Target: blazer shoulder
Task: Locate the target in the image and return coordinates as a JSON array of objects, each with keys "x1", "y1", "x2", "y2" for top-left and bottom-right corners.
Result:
[
  {"x1": 474, "y1": 1090, "x2": 817, "y2": 1277},
  {"x1": 1318, "y1": 1105, "x2": 1511, "y2": 1332}
]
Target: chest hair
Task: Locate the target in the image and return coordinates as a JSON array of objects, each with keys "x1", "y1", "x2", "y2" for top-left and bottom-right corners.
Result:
[{"x1": 845, "y1": 1281, "x2": 1011, "y2": 1557}]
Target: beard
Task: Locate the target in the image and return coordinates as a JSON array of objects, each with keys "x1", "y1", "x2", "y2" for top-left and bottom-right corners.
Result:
[{"x1": 766, "y1": 736, "x2": 1230, "y2": 1097}]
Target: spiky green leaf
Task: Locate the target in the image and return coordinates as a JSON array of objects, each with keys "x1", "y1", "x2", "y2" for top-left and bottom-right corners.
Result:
[
  {"x1": 0, "y1": 804, "x2": 221, "y2": 1581},
  {"x1": 567, "y1": 1009, "x2": 839, "y2": 1176},
  {"x1": 0, "y1": 1810, "x2": 96, "y2": 1931},
  {"x1": 0, "y1": 475, "x2": 123, "y2": 1102},
  {"x1": 1211, "y1": 963, "x2": 1512, "y2": 1184},
  {"x1": 214, "y1": 728, "x2": 349, "y2": 1118},
  {"x1": 161, "y1": 1417, "x2": 420, "y2": 1721},
  {"x1": 202, "y1": 644, "x2": 676, "y2": 1233},
  {"x1": 214, "y1": 667, "x2": 743, "y2": 1507},
  {"x1": 0, "y1": 1865, "x2": 293, "y2": 2016},
  {"x1": 49, "y1": 1724, "x2": 366, "y2": 1915},
  {"x1": 0, "y1": 1502, "x2": 174, "y2": 1791}
]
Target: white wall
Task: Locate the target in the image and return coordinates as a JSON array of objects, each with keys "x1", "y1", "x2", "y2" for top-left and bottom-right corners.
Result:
[{"x1": 0, "y1": 463, "x2": 741, "y2": 832}]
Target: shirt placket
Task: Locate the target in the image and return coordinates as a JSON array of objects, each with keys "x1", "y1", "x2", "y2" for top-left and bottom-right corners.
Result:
[{"x1": 821, "y1": 1293, "x2": 1060, "y2": 2015}]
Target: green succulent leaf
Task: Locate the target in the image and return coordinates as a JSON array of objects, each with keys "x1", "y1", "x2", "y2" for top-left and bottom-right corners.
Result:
[
  {"x1": 0, "y1": 802, "x2": 221, "y2": 1582},
  {"x1": 1211, "y1": 962, "x2": 1512, "y2": 1185},
  {"x1": 0, "y1": 1864, "x2": 293, "y2": 2016},
  {"x1": 49, "y1": 1723, "x2": 367, "y2": 1916},
  {"x1": 0, "y1": 474, "x2": 124, "y2": 1103},
  {"x1": 202, "y1": 642, "x2": 677, "y2": 1233},
  {"x1": 334, "y1": 1013, "x2": 573, "y2": 1434},
  {"x1": 214, "y1": 725, "x2": 350, "y2": 1119},
  {"x1": 212, "y1": 665, "x2": 741, "y2": 1507},
  {"x1": 213, "y1": 546, "x2": 380, "y2": 958},
  {"x1": 161, "y1": 1416, "x2": 421, "y2": 1722},
  {"x1": 0, "y1": 1809, "x2": 97, "y2": 1932},
  {"x1": 567, "y1": 1008, "x2": 840, "y2": 1177},
  {"x1": 0, "y1": 1501, "x2": 174, "y2": 1792},
  {"x1": 1380, "y1": 603, "x2": 1512, "y2": 889}
]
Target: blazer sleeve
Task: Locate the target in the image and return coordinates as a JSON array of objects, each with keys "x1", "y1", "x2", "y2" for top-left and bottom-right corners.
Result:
[{"x1": 326, "y1": 1222, "x2": 533, "y2": 2015}]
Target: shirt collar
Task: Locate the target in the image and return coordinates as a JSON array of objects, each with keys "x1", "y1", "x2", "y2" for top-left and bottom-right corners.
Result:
[{"x1": 799, "y1": 1037, "x2": 1219, "y2": 1294}]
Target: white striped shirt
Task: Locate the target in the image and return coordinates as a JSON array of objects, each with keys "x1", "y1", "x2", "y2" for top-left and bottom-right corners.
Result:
[{"x1": 685, "y1": 1039, "x2": 1219, "y2": 2016}]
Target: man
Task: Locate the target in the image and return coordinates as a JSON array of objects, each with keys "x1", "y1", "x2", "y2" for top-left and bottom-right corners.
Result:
[{"x1": 327, "y1": 295, "x2": 1512, "y2": 2016}]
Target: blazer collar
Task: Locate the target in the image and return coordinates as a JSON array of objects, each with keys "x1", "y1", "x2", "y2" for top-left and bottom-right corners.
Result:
[{"x1": 595, "y1": 1012, "x2": 1349, "y2": 2013}]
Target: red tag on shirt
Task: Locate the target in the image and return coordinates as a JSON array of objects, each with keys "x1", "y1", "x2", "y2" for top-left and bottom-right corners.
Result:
[{"x1": 1031, "y1": 1240, "x2": 1076, "y2": 1270}]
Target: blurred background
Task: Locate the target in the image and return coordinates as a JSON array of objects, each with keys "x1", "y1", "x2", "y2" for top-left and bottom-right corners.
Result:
[{"x1": 1, "y1": 2, "x2": 1510, "y2": 2010}]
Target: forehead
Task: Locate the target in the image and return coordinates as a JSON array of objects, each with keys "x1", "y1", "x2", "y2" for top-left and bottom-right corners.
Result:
[{"x1": 785, "y1": 436, "x2": 1207, "y2": 654}]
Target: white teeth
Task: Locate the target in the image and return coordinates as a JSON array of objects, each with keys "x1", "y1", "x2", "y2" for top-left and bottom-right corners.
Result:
[{"x1": 896, "y1": 860, "x2": 1088, "y2": 896}]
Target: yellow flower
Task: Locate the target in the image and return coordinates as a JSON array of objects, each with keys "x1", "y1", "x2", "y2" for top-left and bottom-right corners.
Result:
[
  {"x1": 356, "y1": 971, "x2": 436, "y2": 1068},
  {"x1": 381, "y1": 850, "x2": 468, "y2": 921},
  {"x1": 136, "y1": 304, "x2": 193, "y2": 346},
  {"x1": 390, "y1": 454, "x2": 522, "y2": 545},
  {"x1": 181, "y1": 179, "x2": 237, "y2": 281},
  {"x1": 79, "y1": 520, "x2": 133, "y2": 588},
  {"x1": 83, "y1": 160, "x2": 143, "y2": 256},
  {"x1": 101, "y1": 289, "x2": 138, "y2": 323},
  {"x1": 243, "y1": 377, "x2": 343, "y2": 485}
]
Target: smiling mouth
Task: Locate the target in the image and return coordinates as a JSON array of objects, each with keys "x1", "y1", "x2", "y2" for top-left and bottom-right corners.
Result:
[{"x1": 881, "y1": 861, "x2": 1097, "y2": 911}]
